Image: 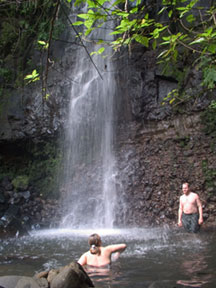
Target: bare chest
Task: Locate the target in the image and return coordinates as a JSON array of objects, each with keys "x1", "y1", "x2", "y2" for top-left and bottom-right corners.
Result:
[{"x1": 182, "y1": 195, "x2": 196, "y2": 205}]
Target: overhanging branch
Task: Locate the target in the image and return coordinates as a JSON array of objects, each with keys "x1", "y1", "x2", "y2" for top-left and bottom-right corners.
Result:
[{"x1": 60, "y1": 1, "x2": 103, "y2": 80}]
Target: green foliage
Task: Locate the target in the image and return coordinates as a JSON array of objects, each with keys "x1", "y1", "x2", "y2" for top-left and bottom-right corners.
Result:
[
  {"x1": 24, "y1": 69, "x2": 40, "y2": 85},
  {"x1": 0, "y1": 67, "x2": 13, "y2": 84},
  {"x1": 1, "y1": 0, "x2": 216, "y2": 105},
  {"x1": 37, "y1": 41, "x2": 49, "y2": 50},
  {"x1": 0, "y1": 140, "x2": 62, "y2": 199},
  {"x1": 162, "y1": 89, "x2": 179, "y2": 106},
  {"x1": 90, "y1": 47, "x2": 105, "y2": 56},
  {"x1": 12, "y1": 175, "x2": 29, "y2": 191},
  {"x1": 194, "y1": 56, "x2": 216, "y2": 90},
  {"x1": 72, "y1": 0, "x2": 216, "y2": 99},
  {"x1": 27, "y1": 142, "x2": 62, "y2": 199},
  {"x1": 0, "y1": 0, "x2": 65, "y2": 90}
]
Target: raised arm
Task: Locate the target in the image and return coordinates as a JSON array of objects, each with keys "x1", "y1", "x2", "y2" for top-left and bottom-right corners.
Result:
[
  {"x1": 106, "y1": 243, "x2": 127, "y2": 254},
  {"x1": 106, "y1": 243, "x2": 127, "y2": 261}
]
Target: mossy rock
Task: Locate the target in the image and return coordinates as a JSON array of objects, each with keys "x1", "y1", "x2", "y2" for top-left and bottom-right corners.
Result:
[{"x1": 12, "y1": 175, "x2": 29, "y2": 191}]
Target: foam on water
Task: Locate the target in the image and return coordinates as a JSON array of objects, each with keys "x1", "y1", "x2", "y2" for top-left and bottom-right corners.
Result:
[
  {"x1": 28, "y1": 226, "x2": 205, "y2": 250},
  {"x1": 30, "y1": 228, "x2": 124, "y2": 238}
]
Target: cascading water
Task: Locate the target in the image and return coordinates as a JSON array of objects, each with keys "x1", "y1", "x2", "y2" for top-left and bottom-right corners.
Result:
[{"x1": 60, "y1": 5, "x2": 118, "y2": 229}]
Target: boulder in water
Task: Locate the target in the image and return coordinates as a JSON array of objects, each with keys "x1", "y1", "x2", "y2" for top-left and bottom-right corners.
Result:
[
  {"x1": 0, "y1": 276, "x2": 22, "y2": 288},
  {"x1": 0, "y1": 275, "x2": 48, "y2": 288},
  {"x1": 35, "y1": 261, "x2": 94, "y2": 288}
]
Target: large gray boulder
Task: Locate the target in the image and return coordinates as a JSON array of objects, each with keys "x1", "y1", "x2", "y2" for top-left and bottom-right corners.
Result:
[
  {"x1": 0, "y1": 275, "x2": 48, "y2": 288},
  {"x1": 0, "y1": 262, "x2": 94, "y2": 288},
  {"x1": 36, "y1": 261, "x2": 94, "y2": 288},
  {"x1": 0, "y1": 276, "x2": 22, "y2": 288}
]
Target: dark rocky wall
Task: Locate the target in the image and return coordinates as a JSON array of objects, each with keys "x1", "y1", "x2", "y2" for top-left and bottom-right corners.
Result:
[
  {"x1": 114, "y1": 45, "x2": 216, "y2": 228},
  {"x1": 1, "y1": 26, "x2": 216, "y2": 234}
]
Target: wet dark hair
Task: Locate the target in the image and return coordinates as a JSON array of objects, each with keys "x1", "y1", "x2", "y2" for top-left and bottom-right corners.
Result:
[{"x1": 88, "y1": 233, "x2": 102, "y2": 255}]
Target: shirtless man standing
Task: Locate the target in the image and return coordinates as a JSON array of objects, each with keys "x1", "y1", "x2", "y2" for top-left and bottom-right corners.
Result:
[{"x1": 178, "y1": 182, "x2": 203, "y2": 233}]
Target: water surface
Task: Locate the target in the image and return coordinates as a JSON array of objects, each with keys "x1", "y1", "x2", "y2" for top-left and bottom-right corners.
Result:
[{"x1": 0, "y1": 227, "x2": 216, "y2": 287}]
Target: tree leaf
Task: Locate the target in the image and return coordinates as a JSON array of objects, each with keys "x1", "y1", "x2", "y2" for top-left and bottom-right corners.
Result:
[
  {"x1": 38, "y1": 40, "x2": 46, "y2": 46},
  {"x1": 152, "y1": 39, "x2": 157, "y2": 50},
  {"x1": 190, "y1": 37, "x2": 205, "y2": 45},
  {"x1": 186, "y1": 14, "x2": 195, "y2": 23},
  {"x1": 72, "y1": 21, "x2": 83, "y2": 26},
  {"x1": 134, "y1": 35, "x2": 149, "y2": 47},
  {"x1": 207, "y1": 44, "x2": 216, "y2": 54}
]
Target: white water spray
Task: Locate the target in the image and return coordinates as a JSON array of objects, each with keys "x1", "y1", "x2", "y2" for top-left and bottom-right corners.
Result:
[{"x1": 61, "y1": 6, "x2": 117, "y2": 229}]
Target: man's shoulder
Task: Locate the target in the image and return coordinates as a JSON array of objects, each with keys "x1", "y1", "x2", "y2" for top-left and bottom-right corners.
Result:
[
  {"x1": 188, "y1": 192, "x2": 200, "y2": 201},
  {"x1": 190, "y1": 191, "x2": 199, "y2": 197}
]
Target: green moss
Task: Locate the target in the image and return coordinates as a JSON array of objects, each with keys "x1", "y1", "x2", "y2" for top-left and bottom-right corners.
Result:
[
  {"x1": 28, "y1": 142, "x2": 63, "y2": 199},
  {"x1": 12, "y1": 175, "x2": 29, "y2": 191},
  {"x1": 0, "y1": 139, "x2": 62, "y2": 199},
  {"x1": 201, "y1": 104, "x2": 216, "y2": 137}
]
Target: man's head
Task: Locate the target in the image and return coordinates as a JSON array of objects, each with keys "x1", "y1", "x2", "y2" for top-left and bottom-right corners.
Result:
[{"x1": 182, "y1": 182, "x2": 189, "y2": 195}]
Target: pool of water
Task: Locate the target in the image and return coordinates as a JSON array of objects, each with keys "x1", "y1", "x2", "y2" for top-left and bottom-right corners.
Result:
[{"x1": 0, "y1": 226, "x2": 216, "y2": 287}]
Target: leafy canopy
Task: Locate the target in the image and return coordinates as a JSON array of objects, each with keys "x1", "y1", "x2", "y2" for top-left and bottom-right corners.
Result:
[
  {"x1": 1, "y1": 0, "x2": 216, "y2": 106},
  {"x1": 67, "y1": 0, "x2": 216, "y2": 104}
]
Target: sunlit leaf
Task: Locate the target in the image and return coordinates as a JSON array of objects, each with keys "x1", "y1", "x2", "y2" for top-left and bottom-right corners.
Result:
[
  {"x1": 98, "y1": 47, "x2": 105, "y2": 54},
  {"x1": 74, "y1": 0, "x2": 83, "y2": 5},
  {"x1": 169, "y1": 98, "x2": 175, "y2": 104},
  {"x1": 72, "y1": 21, "x2": 84, "y2": 26},
  {"x1": 158, "y1": 6, "x2": 167, "y2": 15},
  {"x1": 38, "y1": 40, "x2": 46, "y2": 46},
  {"x1": 190, "y1": 37, "x2": 205, "y2": 45},
  {"x1": 168, "y1": 10, "x2": 173, "y2": 18},
  {"x1": 157, "y1": 49, "x2": 170, "y2": 58},
  {"x1": 78, "y1": 13, "x2": 91, "y2": 20},
  {"x1": 152, "y1": 39, "x2": 157, "y2": 50}
]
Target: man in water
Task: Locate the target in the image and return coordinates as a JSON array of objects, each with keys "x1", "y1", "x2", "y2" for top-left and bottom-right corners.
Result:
[
  {"x1": 178, "y1": 182, "x2": 203, "y2": 233},
  {"x1": 78, "y1": 233, "x2": 127, "y2": 267}
]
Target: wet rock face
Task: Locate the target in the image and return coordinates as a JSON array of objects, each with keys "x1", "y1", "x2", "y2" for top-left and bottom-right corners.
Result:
[
  {"x1": 0, "y1": 176, "x2": 61, "y2": 237},
  {"x1": 112, "y1": 43, "x2": 216, "y2": 227},
  {"x1": 123, "y1": 47, "x2": 211, "y2": 122},
  {"x1": 115, "y1": 116, "x2": 216, "y2": 227},
  {"x1": 0, "y1": 73, "x2": 71, "y2": 141},
  {"x1": 0, "y1": 24, "x2": 75, "y2": 142}
]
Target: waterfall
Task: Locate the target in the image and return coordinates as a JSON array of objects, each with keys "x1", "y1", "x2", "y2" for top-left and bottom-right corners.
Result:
[{"x1": 60, "y1": 5, "x2": 118, "y2": 229}]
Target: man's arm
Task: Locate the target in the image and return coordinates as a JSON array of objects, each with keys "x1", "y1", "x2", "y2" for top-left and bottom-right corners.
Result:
[
  {"x1": 178, "y1": 197, "x2": 183, "y2": 227},
  {"x1": 196, "y1": 195, "x2": 203, "y2": 225}
]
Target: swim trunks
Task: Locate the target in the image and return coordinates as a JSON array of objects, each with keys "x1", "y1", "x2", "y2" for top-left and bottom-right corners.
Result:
[{"x1": 182, "y1": 212, "x2": 200, "y2": 233}]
